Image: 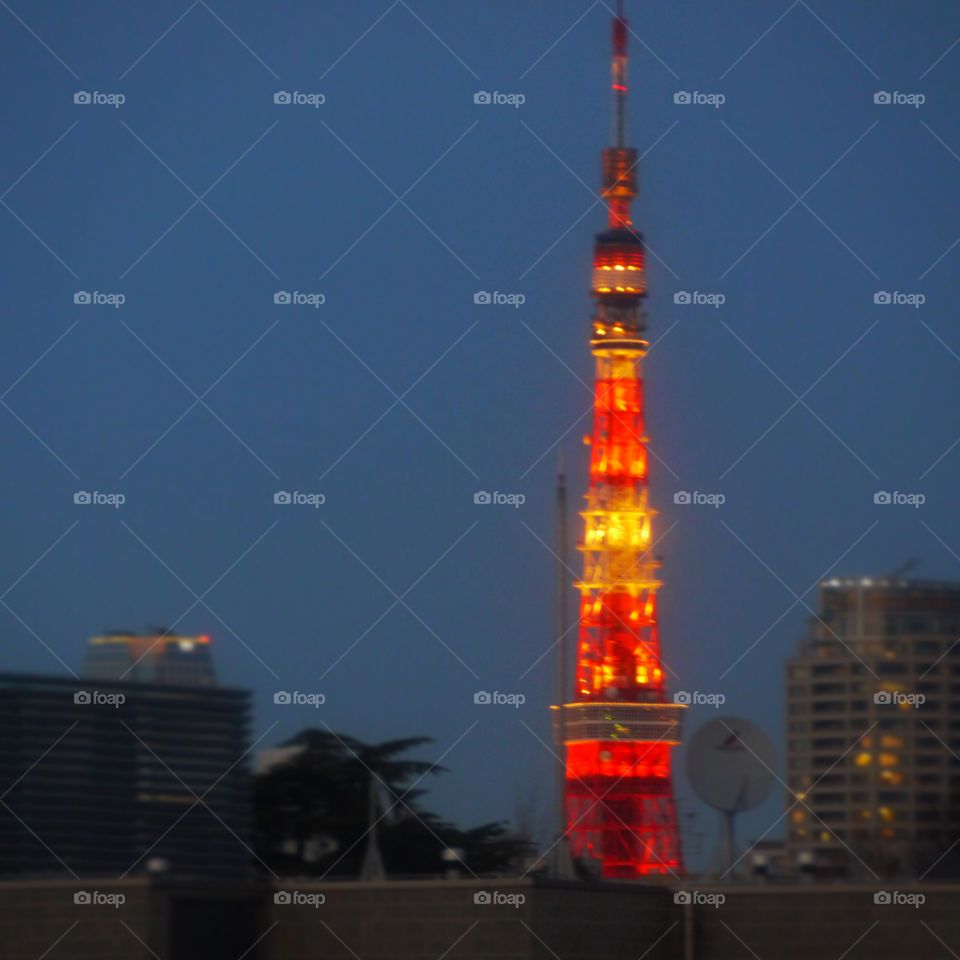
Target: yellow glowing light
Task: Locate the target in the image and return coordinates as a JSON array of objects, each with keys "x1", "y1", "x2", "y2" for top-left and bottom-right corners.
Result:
[
  {"x1": 878, "y1": 807, "x2": 894, "y2": 823},
  {"x1": 878, "y1": 753, "x2": 898, "y2": 768},
  {"x1": 854, "y1": 752, "x2": 872, "y2": 767}
]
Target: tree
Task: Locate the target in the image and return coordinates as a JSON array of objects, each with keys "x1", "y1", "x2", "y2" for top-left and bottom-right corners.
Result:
[{"x1": 254, "y1": 729, "x2": 531, "y2": 877}]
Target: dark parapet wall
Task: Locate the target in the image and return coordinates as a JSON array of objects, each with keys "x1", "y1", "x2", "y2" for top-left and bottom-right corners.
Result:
[{"x1": 0, "y1": 877, "x2": 957, "y2": 959}]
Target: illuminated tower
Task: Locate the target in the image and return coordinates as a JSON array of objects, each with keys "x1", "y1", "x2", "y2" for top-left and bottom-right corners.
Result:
[{"x1": 558, "y1": 1, "x2": 685, "y2": 877}]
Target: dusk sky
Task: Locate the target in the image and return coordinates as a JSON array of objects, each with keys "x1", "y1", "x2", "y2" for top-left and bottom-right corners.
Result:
[{"x1": 2, "y1": 0, "x2": 959, "y2": 868}]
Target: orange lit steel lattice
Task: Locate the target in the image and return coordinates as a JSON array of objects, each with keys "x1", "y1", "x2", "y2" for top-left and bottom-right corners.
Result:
[{"x1": 557, "y1": 0, "x2": 685, "y2": 878}]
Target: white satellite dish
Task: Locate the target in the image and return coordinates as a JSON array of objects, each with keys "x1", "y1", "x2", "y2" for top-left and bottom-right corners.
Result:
[{"x1": 685, "y1": 716, "x2": 775, "y2": 876}]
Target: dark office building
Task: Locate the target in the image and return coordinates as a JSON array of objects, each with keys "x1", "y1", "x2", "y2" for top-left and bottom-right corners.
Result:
[{"x1": 0, "y1": 670, "x2": 252, "y2": 879}]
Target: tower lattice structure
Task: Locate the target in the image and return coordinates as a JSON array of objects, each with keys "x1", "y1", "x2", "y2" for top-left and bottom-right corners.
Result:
[{"x1": 559, "y1": 1, "x2": 685, "y2": 878}]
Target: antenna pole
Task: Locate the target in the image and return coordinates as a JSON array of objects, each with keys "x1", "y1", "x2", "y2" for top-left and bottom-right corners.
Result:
[{"x1": 550, "y1": 453, "x2": 575, "y2": 879}]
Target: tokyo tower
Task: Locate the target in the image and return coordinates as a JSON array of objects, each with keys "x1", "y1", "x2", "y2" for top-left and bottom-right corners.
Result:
[{"x1": 556, "y1": 0, "x2": 685, "y2": 878}]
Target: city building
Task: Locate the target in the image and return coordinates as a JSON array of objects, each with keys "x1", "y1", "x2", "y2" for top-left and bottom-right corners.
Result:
[
  {"x1": 83, "y1": 630, "x2": 216, "y2": 686},
  {"x1": 555, "y1": 1, "x2": 684, "y2": 878},
  {"x1": 0, "y1": 634, "x2": 251, "y2": 879},
  {"x1": 786, "y1": 577, "x2": 960, "y2": 878}
]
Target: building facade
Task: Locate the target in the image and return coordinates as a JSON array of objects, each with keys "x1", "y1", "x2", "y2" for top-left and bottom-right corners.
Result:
[
  {"x1": 0, "y1": 666, "x2": 251, "y2": 879},
  {"x1": 786, "y1": 578, "x2": 960, "y2": 877}
]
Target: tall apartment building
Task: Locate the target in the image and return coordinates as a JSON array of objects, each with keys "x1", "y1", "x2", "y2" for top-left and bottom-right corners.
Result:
[{"x1": 786, "y1": 578, "x2": 960, "y2": 878}]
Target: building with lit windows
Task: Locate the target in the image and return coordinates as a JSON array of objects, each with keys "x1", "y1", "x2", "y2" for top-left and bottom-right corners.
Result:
[{"x1": 786, "y1": 578, "x2": 960, "y2": 878}]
